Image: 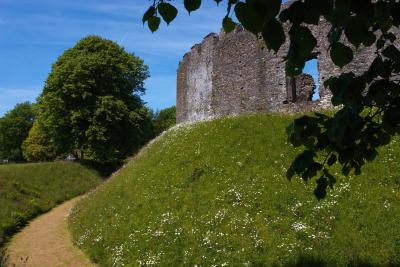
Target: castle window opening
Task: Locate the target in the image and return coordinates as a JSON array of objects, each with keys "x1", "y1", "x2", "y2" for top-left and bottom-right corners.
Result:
[
  {"x1": 304, "y1": 59, "x2": 320, "y2": 101},
  {"x1": 285, "y1": 58, "x2": 319, "y2": 103}
]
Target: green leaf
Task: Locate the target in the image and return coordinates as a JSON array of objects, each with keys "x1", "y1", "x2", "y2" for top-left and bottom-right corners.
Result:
[
  {"x1": 226, "y1": 0, "x2": 236, "y2": 14},
  {"x1": 314, "y1": 175, "x2": 328, "y2": 199},
  {"x1": 293, "y1": 150, "x2": 315, "y2": 174},
  {"x1": 303, "y1": 4, "x2": 320, "y2": 24},
  {"x1": 262, "y1": 19, "x2": 285, "y2": 52},
  {"x1": 285, "y1": 58, "x2": 305, "y2": 76},
  {"x1": 184, "y1": 0, "x2": 202, "y2": 14},
  {"x1": 287, "y1": 122, "x2": 303, "y2": 147},
  {"x1": 345, "y1": 17, "x2": 371, "y2": 47},
  {"x1": 364, "y1": 149, "x2": 377, "y2": 161},
  {"x1": 367, "y1": 56, "x2": 389, "y2": 81},
  {"x1": 222, "y1": 16, "x2": 237, "y2": 33},
  {"x1": 157, "y1": 3, "x2": 178, "y2": 25},
  {"x1": 302, "y1": 162, "x2": 323, "y2": 181},
  {"x1": 377, "y1": 39, "x2": 385, "y2": 50},
  {"x1": 147, "y1": 16, "x2": 161, "y2": 33},
  {"x1": 327, "y1": 154, "x2": 337, "y2": 166},
  {"x1": 279, "y1": 1, "x2": 305, "y2": 24},
  {"x1": 383, "y1": 32, "x2": 396, "y2": 43},
  {"x1": 342, "y1": 165, "x2": 351, "y2": 176},
  {"x1": 367, "y1": 80, "x2": 390, "y2": 105},
  {"x1": 260, "y1": 0, "x2": 281, "y2": 21},
  {"x1": 328, "y1": 26, "x2": 342, "y2": 44},
  {"x1": 142, "y1": 6, "x2": 156, "y2": 24},
  {"x1": 382, "y1": 45, "x2": 400, "y2": 63},
  {"x1": 285, "y1": 26, "x2": 316, "y2": 76},
  {"x1": 330, "y1": 42, "x2": 354, "y2": 68},
  {"x1": 392, "y1": 3, "x2": 400, "y2": 26},
  {"x1": 376, "y1": 129, "x2": 391, "y2": 146},
  {"x1": 234, "y1": 2, "x2": 264, "y2": 34},
  {"x1": 375, "y1": 2, "x2": 391, "y2": 32},
  {"x1": 286, "y1": 167, "x2": 295, "y2": 180},
  {"x1": 290, "y1": 25, "x2": 317, "y2": 60}
]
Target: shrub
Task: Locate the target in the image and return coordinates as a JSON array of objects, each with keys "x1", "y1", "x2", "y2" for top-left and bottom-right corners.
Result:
[
  {"x1": 22, "y1": 121, "x2": 57, "y2": 162},
  {"x1": 152, "y1": 106, "x2": 176, "y2": 135}
]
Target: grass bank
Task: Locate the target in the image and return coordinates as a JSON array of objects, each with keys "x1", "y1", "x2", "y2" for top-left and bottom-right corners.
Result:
[
  {"x1": 0, "y1": 161, "x2": 103, "y2": 253},
  {"x1": 70, "y1": 113, "x2": 400, "y2": 266}
]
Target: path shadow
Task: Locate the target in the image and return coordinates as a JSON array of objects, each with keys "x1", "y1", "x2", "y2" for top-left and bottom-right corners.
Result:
[
  {"x1": 77, "y1": 160, "x2": 122, "y2": 179},
  {"x1": 286, "y1": 255, "x2": 399, "y2": 267}
]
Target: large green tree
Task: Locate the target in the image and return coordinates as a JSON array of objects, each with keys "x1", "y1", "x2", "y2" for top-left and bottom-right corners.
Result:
[
  {"x1": 0, "y1": 102, "x2": 36, "y2": 161},
  {"x1": 143, "y1": 0, "x2": 400, "y2": 198},
  {"x1": 37, "y1": 35, "x2": 152, "y2": 163}
]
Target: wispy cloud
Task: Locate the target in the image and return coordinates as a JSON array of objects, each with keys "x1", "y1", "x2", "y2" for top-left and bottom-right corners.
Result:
[
  {"x1": 0, "y1": 86, "x2": 40, "y2": 115},
  {"x1": 0, "y1": 86, "x2": 41, "y2": 98}
]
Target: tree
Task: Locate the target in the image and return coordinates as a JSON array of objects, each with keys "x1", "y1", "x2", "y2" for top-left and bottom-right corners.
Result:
[
  {"x1": 143, "y1": 1, "x2": 400, "y2": 198},
  {"x1": 0, "y1": 102, "x2": 36, "y2": 161},
  {"x1": 152, "y1": 106, "x2": 176, "y2": 136},
  {"x1": 22, "y1": 120, "x2": 57, "y2": 162},
  {"x1": 38, "y1": 35, "x2": 152, "y2": 163}
]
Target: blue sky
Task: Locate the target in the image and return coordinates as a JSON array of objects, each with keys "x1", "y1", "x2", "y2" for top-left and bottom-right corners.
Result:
[
  {"x1": 0, "y1": 0, "x2": 227, "y2": 115},
  {"x1": 0, "y1": 0, "x2": 317, "y2": 116}
]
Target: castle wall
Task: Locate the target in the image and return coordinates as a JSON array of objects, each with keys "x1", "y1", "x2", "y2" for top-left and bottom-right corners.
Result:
[
  {"x1": 309, "y1": 19, "x2": 377, "y2": 107},
  {"x1": 176, "y1": 8, "x2": 399, "y2": 123},
  {"x1": 176, "y1": 34, "x2": 218, "y2": 122},
  {"x1": 211, "y1": 27, "x2": 271, "y2": 116},
  {"x1": 176, "y1": 23, "x2": 318, "y2": 123},
  {"x1": 176, "y1": 55, "x2": 188, "y2": 123},
  {"x1": 295, "y1": 74, "x2": 316, "y2": 102}
]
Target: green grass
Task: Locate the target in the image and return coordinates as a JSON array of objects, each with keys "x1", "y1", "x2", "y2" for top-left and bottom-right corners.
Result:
[
  {"x1": 0, "y1": 161, "x2": 103, "y2": 250},
  {"x1": 69, "y1": 113, "x2": 400, "y2": 266}
]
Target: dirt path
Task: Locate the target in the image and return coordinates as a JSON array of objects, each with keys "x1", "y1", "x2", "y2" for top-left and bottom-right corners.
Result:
[{"x1": 4, "y1": 195, "x2": 95, "y2": 267}]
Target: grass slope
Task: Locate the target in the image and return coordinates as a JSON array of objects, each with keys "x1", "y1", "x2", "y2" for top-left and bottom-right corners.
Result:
[
  {"x1": 70, "y1": 114, "x2": 400, "y2": 266},
  {"x1": 0, "y1": 162, "x2": 102, "y2": 250}
]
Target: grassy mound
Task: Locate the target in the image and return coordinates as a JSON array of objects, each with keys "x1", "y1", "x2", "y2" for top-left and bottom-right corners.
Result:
[
  {"x1": 69, "y1": 114, "x2": 400, "y2": 266},
  {"x1": 0, "y1": 162, "x2": 102, "y2": 249}
]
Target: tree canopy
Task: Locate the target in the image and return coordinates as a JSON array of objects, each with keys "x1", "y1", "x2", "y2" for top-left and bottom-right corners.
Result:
[
  {"x1": 0, "y1": 102, "x2": 36, "y2": 161},
  {"x1": 22, "y1": 120, "x2": 57, "y2": 162},
  {"x1": 36, "y1": 35, "x2": 152, "y2": 163},
  {"x1": 143, "y1": 0, "x2": 400, "y2": 198},
  {"x1": 152, "y1": 106, "x2": 176, "y2": 135}
]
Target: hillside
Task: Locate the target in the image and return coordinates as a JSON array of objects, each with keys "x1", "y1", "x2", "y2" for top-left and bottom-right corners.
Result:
[
  {"x1": 69, "y1": 113, "x2": 400, "y2": 266},
  {"x1": 0, "y1": 162, "x2": 102, "y2": 250}
]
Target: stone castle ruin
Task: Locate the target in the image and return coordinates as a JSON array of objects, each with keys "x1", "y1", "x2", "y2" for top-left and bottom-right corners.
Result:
[{"x1": 176, "y1": 4, "x2": 388, "y2": 123}]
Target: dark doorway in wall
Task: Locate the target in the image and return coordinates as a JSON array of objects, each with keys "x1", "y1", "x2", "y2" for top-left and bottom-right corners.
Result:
[
  {"x1": 285, "y1": 76, "x2": 297, "y2": 103},
  {"x1": 303, "y1": 59, "x2": 320, "y2": 100}
]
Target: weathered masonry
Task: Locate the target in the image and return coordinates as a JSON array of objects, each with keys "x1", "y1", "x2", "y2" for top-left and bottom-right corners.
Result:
[{"x1": 176, "y1": 5, "x2": 389, "y2": 123}]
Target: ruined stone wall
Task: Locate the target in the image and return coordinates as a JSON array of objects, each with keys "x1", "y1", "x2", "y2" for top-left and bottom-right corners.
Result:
[
  {"x1": 308, "y1": 19, "x2": 377, "y2": 107},
  {"x1": 176, "y1": 7, "x2": 396, "y2": 123},
  {"x1": 185, "y1": 34, "x2": 218, "y2": 122},
  {"x1": 212, "y1": 27, "x2": 271, "y2": 116},
  {"x1": 176, "y1": 56, "x2": 188, "y2": 123},
  {"x1": 295, "y1": 74, "x2": 316, "y2": 102}
]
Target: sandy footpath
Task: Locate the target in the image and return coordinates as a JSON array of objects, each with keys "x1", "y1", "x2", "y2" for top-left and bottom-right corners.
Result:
[{"x1": 4, "y1": 195, "x2": 95, "y2": 267}]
